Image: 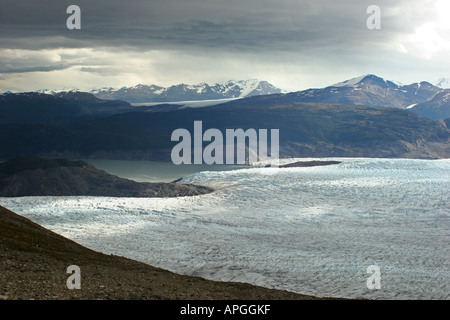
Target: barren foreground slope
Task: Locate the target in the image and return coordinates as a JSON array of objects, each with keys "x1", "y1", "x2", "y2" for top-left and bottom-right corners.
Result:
[{"x1": 0, "y1": 205, "x2": 325, "y2": 300}]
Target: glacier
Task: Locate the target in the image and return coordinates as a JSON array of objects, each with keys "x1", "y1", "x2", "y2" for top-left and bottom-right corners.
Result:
[{"x1": 0, "y1": 158, "x2": 448, "y2": 300}]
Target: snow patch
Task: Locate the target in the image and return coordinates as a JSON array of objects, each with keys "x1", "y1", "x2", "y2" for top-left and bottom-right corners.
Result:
[{"x1": 330, "y1": 75, "x2": 368, "y2": 87}]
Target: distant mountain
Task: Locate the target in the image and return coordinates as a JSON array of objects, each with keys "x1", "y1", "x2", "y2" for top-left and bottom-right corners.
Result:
[
  {"x1": 90, "y1": 79, "x2": 283, "y2": 103},
  {"x1": 0, "y1": 92, "x2": 85, "y2": 125},
  {"x1": 321, "y1": 75, "x2": 442, "y2": 108},
  {"x1": 1, "y1": 75, "x2": 448, "y2": 161},
  {"x1": 0, "y1": 92, "x2": 134, "y2": 125},
  {"x1": 53, "y1": 91, "x2": 134, "y2": 115},
  {"x1": 36, "y1": 88, "x2": 81, "y2": 95},
  {"x1": 2, "y1": 75, "x2": 449, "y2": 128},
  {"x1": 0, "y1": 156, "x2": 212, "y2": 197},
  {"x1": 219, "y1": 75, "x2": 442, "y2": 112},
  {"x1": 0, "y1": 102, "x2": 448, "y2": 160},
  {"x1": 409, "y1": 89, "x2": 450, "y2": 120}
]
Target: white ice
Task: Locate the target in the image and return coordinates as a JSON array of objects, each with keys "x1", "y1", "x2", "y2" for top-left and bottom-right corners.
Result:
[{"x1": 1, "y1": 158, "x2": 449, "y2": 300}]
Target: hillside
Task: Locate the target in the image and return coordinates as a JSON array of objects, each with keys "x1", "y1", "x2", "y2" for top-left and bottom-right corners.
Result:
[
  {"x1": 0, "y1": 92, "x2": 135, "y2": 125},
  {"x1": 0, "y1": 102, "x2": 448, "y2": 160},
  {"x1": 218, "y1": 75, "x2": 442, "y2": 112},
  {"x1": 0, "y1": 205, "x2": 320, "y2": 300},
  {"x1": 0, "y1": 92, "x2": 86, "y2": 125},
  {"x1": 0, "y1": 156, "x2": 212, "y2": 197},
  {"x1": 409, "y1": 89, "x2": 450, "y2": 120}
]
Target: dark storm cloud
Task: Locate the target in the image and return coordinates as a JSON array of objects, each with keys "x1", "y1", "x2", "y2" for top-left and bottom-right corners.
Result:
[
  {"x1": 0, "y1": 0, "x2": 447, "y2": 92},
  {"x1": 0, "y1": 0, "x2": 431, "y2": 52},
  {"x1": 0, "y1": 64, "x2": 69, "y2": 73}
]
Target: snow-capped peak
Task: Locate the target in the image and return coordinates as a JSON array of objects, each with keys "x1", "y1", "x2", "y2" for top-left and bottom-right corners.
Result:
[
  {"x1": 36, "y1": 88, "x2": 80, "y2": 94},
  {"x1": 330, "y1": 75, "x2": 370, "y2": 87},
  {"x1": 329, "y1": 74, "x2": 404, "y2": 90},
  {"x1": 89, "y1": 87, "x2": 116, "y2": 94},
  {"x1": 86, "y1": 79, "x2": 282, "y2": 103},
  {"x1": 220, "y1": 79, "x2": 262, "y2": 97}
]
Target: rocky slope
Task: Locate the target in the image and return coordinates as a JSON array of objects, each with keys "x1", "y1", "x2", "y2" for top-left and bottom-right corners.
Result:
[{"x1": 0, "y1": 205, "x2": 322, "y2": 300}]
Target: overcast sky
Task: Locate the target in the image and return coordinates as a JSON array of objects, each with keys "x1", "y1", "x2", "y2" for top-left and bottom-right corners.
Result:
[{"x1": 1, "y1": 0, "x2": 449, "y2": 92}]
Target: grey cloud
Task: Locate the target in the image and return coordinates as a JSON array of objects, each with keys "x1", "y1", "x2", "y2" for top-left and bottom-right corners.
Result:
[
  {"x1": 0, "y1": 0, "x2": 435, "y2": 52},
  {"x1": 0, "y1": 0, "x2": 447, "y2": 91},
  {"x1": 0, "y1": 64, "x2": 70, "y2": 74}
]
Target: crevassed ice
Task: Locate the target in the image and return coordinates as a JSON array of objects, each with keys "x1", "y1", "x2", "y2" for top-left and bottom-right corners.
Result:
[{"x1": 1, "y1": 158, "x2": 449, "y2": 300}]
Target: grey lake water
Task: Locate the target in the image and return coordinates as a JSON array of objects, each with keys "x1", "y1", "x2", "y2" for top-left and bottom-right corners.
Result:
[
  {"x1": 84, "y1": 159, "x2": 247, "y2": 182},
  {"x1": 1, "y1": 158, "x2": 449, "y2": 299}
]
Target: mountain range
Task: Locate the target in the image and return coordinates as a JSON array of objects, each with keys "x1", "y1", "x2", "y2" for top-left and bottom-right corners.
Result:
[
  {"x1": 0, "y1": 74, "x2": 448, "y2": 161},
  {"x1": 6, "y1": 74, "x2": 449, "y2": 121},
  {"x1": 87, "y1": 79, "x2": 283, "y2": 103},
  {"x1": 0, "y1": 100, "x2": 448, "y2": 161},
  {"x1": 219, "y1": 74, "x2": 449, "y2": 120}
]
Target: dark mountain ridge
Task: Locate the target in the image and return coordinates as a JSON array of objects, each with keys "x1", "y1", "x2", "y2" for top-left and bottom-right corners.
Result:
[
  {"x1": 3, "y1": 74, "x2": 448, "y2": 122},
  {"x1": 217, "y1": 75, "x2": 443, "y2": 112},
  {"x1": 1, "y1": 75, "x2": 448, "y2": 161},
  {"x1": 0, "y1": 102, "x2": 448, "y2": 161},
  {"x1": 0, "y1": 92, "x2": 135, "y2": 125},
  {"x1": 0, "y1": 92, "x2": 85, "y2": 125}
]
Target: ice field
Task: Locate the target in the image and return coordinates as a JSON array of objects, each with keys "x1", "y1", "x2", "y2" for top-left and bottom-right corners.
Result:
[{"x1": 1, "y1": 158, "x2": 449, "y2": 299}]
